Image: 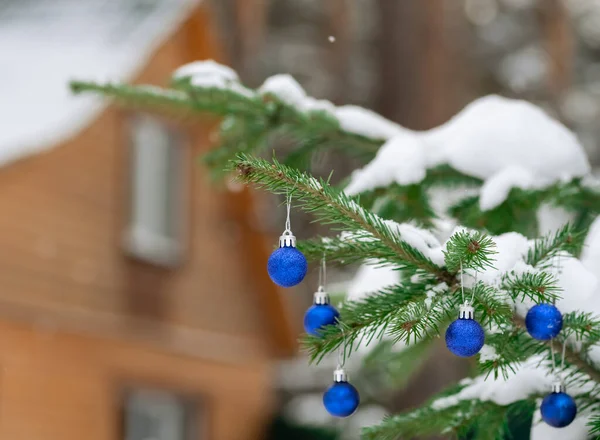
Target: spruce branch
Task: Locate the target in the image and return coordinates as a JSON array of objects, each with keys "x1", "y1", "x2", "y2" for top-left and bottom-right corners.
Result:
[
  {"x1": 233, "y1": 154, "x2": 449, "y2": 280},
  {"x1": 589, "y1": 413, "x2": 600, "y2": 436},
  {"x1": 526, "y1": 223, "x2": 586, "y2": 267},
  {"x1": 297, "y1": 235, "x2": 435, "y2": 271},
  {"x1": 361, "y1": 397, "x2": 534, "y2": 440},
  {"x1": 302, "y1": 282, "x2": 453, "y2": 363},
  {"x1": 482, "y1": 327, "x2": 545, "y2": 380},
  {"x1": 500, "y1": 271, "x2": 560, "y2": 303},
  {"x1": 562, "y1": 312, "x2": 600, "y2": 342},
  {"x1": 470, "y1": 283, "x2": 513, "y2": 330},
  {"x1": 69, "y1": 80, "x2": 381, "y2": 166},
  {"x1": 512, "y1": 316, "x2": 600, "y2": 383},
  {"x1": 443, "y1": 230, "x2": 497, "y2": 273}
]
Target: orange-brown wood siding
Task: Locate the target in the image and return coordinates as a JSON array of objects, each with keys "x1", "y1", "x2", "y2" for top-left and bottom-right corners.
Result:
[
  {"x1": 0, "y1": 5, "x2": 285, "y2": 362},
  {"x1": 0, "y1": 319, "x2": 273, "y2": 440}
]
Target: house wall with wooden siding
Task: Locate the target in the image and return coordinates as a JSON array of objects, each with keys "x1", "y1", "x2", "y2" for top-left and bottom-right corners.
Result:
[
  {"x1": 0, "y1": 4, "x2": 293, "y2": 362},
  {"x1": 0, "y1": 319, "x2": 273, "y2": 440},
  {"x1": 0, "y1": 5, "x2": 290, "y2": 439}
]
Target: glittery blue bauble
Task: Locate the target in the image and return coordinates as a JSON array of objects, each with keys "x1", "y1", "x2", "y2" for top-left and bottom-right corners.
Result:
[
  {"x1": 304, "y1": 304, "x2": 339, "y2": 336},
  {"x1": 445, "y1": 318, "x2": 485, "y2": 357},
  {"x1": 323, "y1": 381, "x2": 360, "y2": 418},
  {"x1": 541, "y1": 392, "x2": 577, "y2": 428},
  {"x1": 525, "y1": 303, "x2": 563, "y2": 340},
  {"x1": 267, "y1": 246, "x2": 307, "y2": 287}
]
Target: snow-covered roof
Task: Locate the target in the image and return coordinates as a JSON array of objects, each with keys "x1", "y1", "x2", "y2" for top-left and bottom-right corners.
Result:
[{"x1": 0, "y1": 0, "x2": 200, "y2": 168}]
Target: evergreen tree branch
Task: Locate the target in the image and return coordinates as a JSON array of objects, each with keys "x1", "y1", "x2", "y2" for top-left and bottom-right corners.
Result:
[
  {"x1": 69, "y1": 80, "x2": 382, "y2": 166},
  {"x1": 526, "y1": 223, "x2": 586, "y2": 267},
  {"x1": 302, "y1": 281, "x2": 453, "y2": 363},
  {"x1": 361, "y1": 397, "x2": 534, "y2": 440},
  {"x1": 500, "y1": 271, "x2": 561, "y2": 303},
  {"x1": 443, "y1": 230, "x2": 497, "y2": 273},
  {"x1": 511, "y1": 316, "x2": 600, "y2": 383},
  {"x1": 298, "y1": 234, "x2": 427, "y2": 270},
  {"x1": 233, "y1": 154, "x2": 450, "y2": 281}
]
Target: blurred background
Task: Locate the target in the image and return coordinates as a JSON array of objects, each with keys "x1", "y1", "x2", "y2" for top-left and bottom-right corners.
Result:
[{"x1": 0, "y1": 0, "x2": 599, "y2": 439}]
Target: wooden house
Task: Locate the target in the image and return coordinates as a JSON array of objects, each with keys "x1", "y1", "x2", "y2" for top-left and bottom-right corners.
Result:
[{"x1": 0, "y1": 1, "x2": 297, "y2": 439}]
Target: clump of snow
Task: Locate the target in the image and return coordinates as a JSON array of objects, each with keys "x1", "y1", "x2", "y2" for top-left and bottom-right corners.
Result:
[
  {"x1": 551, "y1": 255, "x2": 599, "y2": 315},
  {"x1": 479, "y1": 165, "x2": 536, "y2": 211},
  {"x1": 536, "y1": 204, "x2": 575, "y2": 237},
  {"x1": 346, "y1": 263, "x2": 399, "y2": 301},
  {"x1": 191, "y1": 75, "x2": 255, "y2": 98},
  {"x1": 424, "y1": 283, "x2": 447, "y2": 309},
  {"x1": 479, "y1": 344, "x2": 500, "y2": 362},
  {"x1": 432, "y1": 356, "x2": 553, "y2": 409},
  {"x1": 580, "y1": 215, "x2": 600, "y2": 276},
  {"x1": 334, "y1": 105, "x2": 406, "y2": 140},
  {"x1": 259, "y1": 74, "x2": 306, "y2": 106},
  {"x1": 434, "y1": 354, "x2": 596, "y2": 409},
  {"x1": 258, "y1": 74, "x2": 335, "y2": 114},
  {"x1": 174, "y1": 60, "x2": 255, "y2": 98},
  {"x1": 342, "y1": 94, "x2": 591, "y2": 209},
  {"x1": 530, "y1": 410, "x2": 590, "y2": 440},
  {"x1": 345, "y1": 133, "x2": 427, "y2": 195},
  {"x1": 385, "y1": 221, "x2": 445, "y2": 266},
  {"x1": 433, "y1": 355, "x2": 596, "y2": 440},
  {"x1": 425, "y1": 95, "x2": 590, "y2": 183},
  {"x1": 173, "y1": 60, "x2": 239, "y2": 82}
]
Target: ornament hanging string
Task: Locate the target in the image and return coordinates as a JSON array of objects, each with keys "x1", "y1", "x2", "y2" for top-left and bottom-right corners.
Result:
[
  {"x1": 459, "y1": 260, "x2": 476, "y2": 305},
  {"x1": 337, "y1": 327, "x2": 347, "y2": 369},
  {"x1": 319, "y1": 254, "x2": 327, "y2": 290},
  {"x1": 285, "y1": 191, "x2": 292, "y2": 233},
  {"x1": 549, "y1": 338, "x2": 567, "y2": 380},
  {"x1": 554, "y1": 252, "x2": 563, "y2": 306},
  {"x1": 460, "y1": 259, "x2": 465, "y2": 304}
]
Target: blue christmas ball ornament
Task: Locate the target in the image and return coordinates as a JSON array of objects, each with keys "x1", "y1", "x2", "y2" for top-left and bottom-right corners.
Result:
[
  {"x1": 541, "y1": 389, "x2": 577, "y2": 428},
  {"x1": 526, "y1": 303, "x2": 563, "y2": 340},
  {"x1": 323, "y1": 368, "x2": 360, "y2": 418},
  {"x1": 304, "y1": 289, "x2": 339, "y2": 336},
  {"x1": 267, "y1": 231, "x2": 307, "y2": 287},
  {"x1": 445, "y1": 304, "x2": 485, "y2": 357}
]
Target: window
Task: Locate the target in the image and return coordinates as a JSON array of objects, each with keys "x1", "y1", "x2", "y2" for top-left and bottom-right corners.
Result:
[
  {"x1": 123, "y1": 389, "x2": 198, "y2": 440},
  {"x1": 124, "y1": 114, "x2": 187, "y2": 266}
]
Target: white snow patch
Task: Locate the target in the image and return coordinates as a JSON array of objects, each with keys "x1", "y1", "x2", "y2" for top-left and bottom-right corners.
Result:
[
  {"x1": 259, "y1": 74, "x2": 307, "y2": 107},
  {"x1": 387, "y1": 221, "x2": 445, "y2": 266},
  {"x1": 424, "y1": 283, "x2": 447, "y2": 310},
  {"x1": 173, "y1": 59, "x2": 238, "y2": 82},
  {"x1": 0, "y1": 0, "x2": 201, "y2": 168},
  {"x1": 447, "y1": 229, "x2": 530, "y2": 286},
  {"x1": 345, "y1": 133, "x2": 427, "y2": 195},
  {"x1": 432, "y1": 356, "x2": 552, "y2": 408},
  {"x1": 552, "y1": 255, "x2": 600, "y2": 315},
  {"x1": 342, "y1": 94, "x2": 590, "y2": 210},
  {"x1": 425, "y1": 95, "x2": 590, "y2": 183},
  {"x1": 346, "y1": 264, "x2": 399, "y2": 301},
  {"x1": 537, "y1": 204, "x2": 575, "y2": 237},
  {"x1": 258, "y1": 74, "x2": 335, "y2": 114},
  {"x1": 176, "y1": 60, "x2": 255, "y2": 98},
  {"x1": 334, "y1": 105, "x2": 406, "y2": 140},
  {"x1": 433, "y1": 355, "x2": 595, "y2": 409},
  {"x1": 190, "y1": 74, "x2": 255, "y2": 98},
  {"x1": 479, "y1": 165, "x2": 536, "y2": 211},
  {"x1": 530, "y1": 407, "x2": 590, "y2": 440},
  {"x1": 479, "y1": 344, "x2": 500, "y2": 362},
  {"x1": 581, "y1": 216, "x2": 600, "y2": 277}
]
